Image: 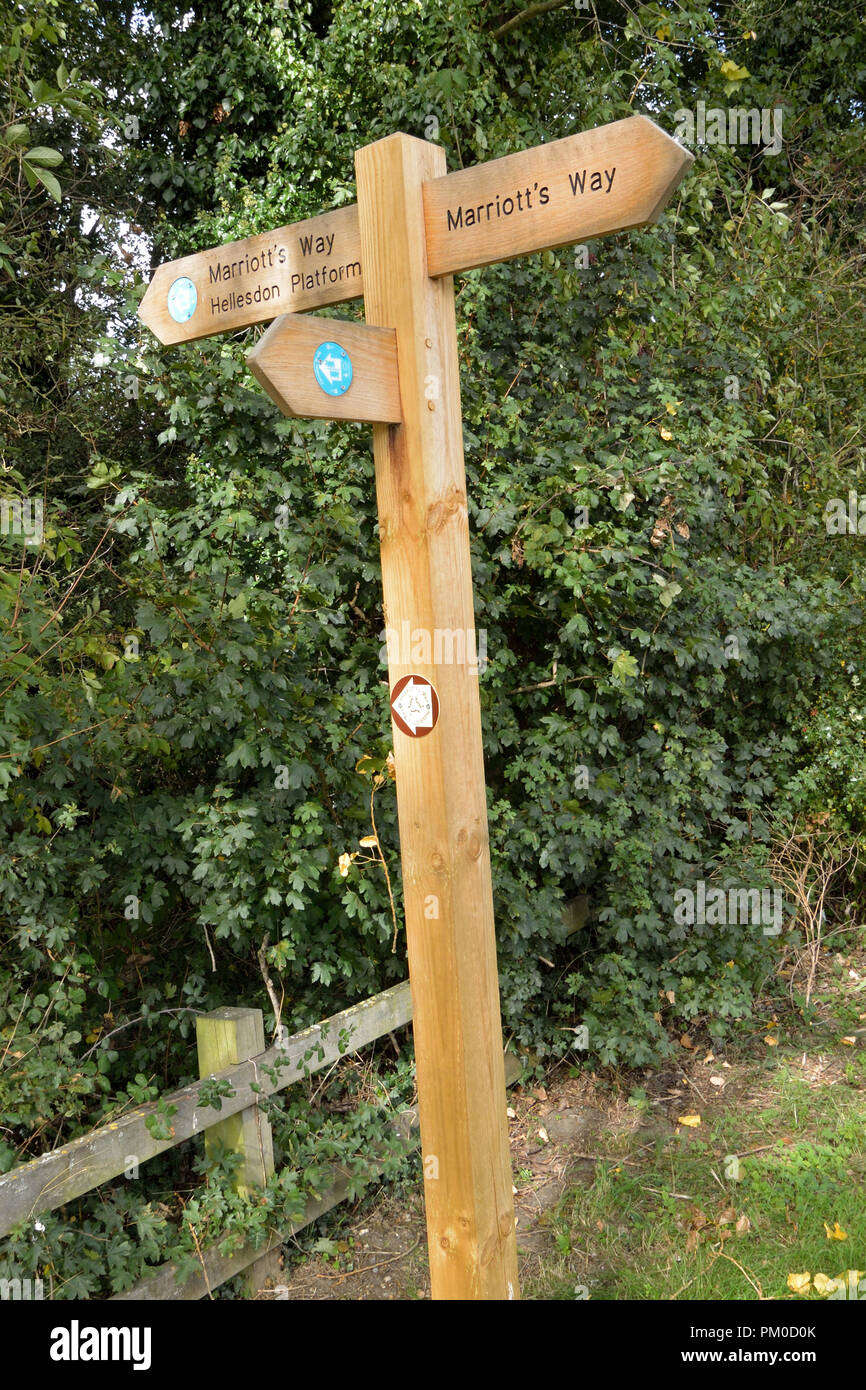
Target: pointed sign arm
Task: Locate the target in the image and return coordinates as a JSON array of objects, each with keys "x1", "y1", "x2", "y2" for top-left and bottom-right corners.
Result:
[
  {"x1": 137, "y1": 116, "x2": 690, "y2": 348},
  {"x1": 246, "y1": 313, "x2": 401, "y2": 424},
  {"x1": 138, "y1": 204, "x2": 364, "y2": 346},
  {"x1": 422, "y1": 114, "x2": 693, "y2": 277}
]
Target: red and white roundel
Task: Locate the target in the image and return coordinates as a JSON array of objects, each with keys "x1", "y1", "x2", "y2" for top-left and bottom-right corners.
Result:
[{"x1": 389, "y1": 674, "x2": 440, "y2": 738}]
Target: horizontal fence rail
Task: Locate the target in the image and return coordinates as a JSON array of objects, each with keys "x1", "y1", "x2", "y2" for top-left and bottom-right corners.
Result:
[
  {"x1": 111, "y1": 1108, "x2": 421, "y2": 1301},
  {"x1": 118, "y1": 1054, "x2": 521, "y2": 1301},
  {"x1": 0, "y1": 883, "x2": 557, "y2": 1300},
  {"x1": 0, "y1": 981, "x2": 413, "y2": 1240}
]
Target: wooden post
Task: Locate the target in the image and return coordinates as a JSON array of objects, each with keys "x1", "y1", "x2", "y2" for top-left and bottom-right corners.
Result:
[
  {"x1": 354, "y1": 133, "x2": 518, "y2": 1301},
  {"x1": 141, "y1": 110, "x2": 691, "y2": 1305},
  {"x1": 196, "y1": 1006, "x2": 280, "y2": 1296}
]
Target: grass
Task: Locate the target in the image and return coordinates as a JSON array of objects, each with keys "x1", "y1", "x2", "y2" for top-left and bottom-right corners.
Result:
[{"x1": 524, "y1": 950, "x2": 866, "y2": 1301}]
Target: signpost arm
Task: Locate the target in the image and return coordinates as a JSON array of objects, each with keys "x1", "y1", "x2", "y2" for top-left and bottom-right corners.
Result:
[{"x1": 355, "y1": 133, "x2": 519, "y2": 1301}]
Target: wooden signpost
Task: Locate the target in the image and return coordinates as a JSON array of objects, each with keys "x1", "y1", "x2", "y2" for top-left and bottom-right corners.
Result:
[{"x1": 140, "y1": 112, "x2": 692, "y2": 1301}]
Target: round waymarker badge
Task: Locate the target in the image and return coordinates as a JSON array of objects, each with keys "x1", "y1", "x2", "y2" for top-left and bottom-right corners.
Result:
[
  {"x1": 166, "y1": 276, "x2": 197, "y2": 324},
  {"x1": 313, "y1": 341, "x2": 353, "y2": 397},
  {"x1": 390, "y1": 674, "x2": 440, "y2": 739}
]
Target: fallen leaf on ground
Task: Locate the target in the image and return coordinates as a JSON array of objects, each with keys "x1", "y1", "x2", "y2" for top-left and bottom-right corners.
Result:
[
  {"x1": 824, "y1": 1221, "x2": 848, "y2": 1241},
  {"x1": 677, "y1": 1114, "x2": 701, "y2": 1127},
  {"x1": 786, "y1": 1272, "x2": 811, "y2": 1294},
  {"x1": 812, "y1": 1272, "x2": 843, "y2": 1295}
]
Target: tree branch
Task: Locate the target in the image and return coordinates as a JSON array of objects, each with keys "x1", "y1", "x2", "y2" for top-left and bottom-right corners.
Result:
[{"x1": 491, "y1": 0, "x2": 572, "y2": 41}]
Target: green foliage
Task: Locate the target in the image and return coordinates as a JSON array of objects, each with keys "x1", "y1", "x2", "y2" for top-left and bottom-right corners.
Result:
[
  {"x1": 0, "y1": 1056, "x2": 416, "y2": 1298},
  {"x1": 1, "y1": 0, "x2": 865, "y2": 1291}
]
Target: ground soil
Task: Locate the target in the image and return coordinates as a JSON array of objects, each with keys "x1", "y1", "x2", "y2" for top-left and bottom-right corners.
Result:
[{"x1": 253, "y1": 948, "x2": 865, "y2": 1300}]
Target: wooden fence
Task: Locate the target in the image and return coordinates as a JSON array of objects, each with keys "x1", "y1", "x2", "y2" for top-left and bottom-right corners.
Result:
[
  {"x1": 0, "y1": 982, "x2": 416, "y2": 1299},
  {"x1": 0, "y1": 897, "x2": 587, "y2": 1299}
]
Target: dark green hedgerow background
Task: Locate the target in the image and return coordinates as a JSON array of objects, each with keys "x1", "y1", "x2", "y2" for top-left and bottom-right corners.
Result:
[{"x1": 1, "y1": 0, "x2": 865, "y2": 1293}]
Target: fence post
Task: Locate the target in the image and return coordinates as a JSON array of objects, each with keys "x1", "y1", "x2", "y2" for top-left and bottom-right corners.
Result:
[{"x1": 196, "y1": 1006, "x2": 280, "y2": 1296}]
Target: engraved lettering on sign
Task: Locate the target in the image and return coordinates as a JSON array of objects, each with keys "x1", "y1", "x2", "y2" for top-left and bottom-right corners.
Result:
[{"x1": 443, "y1": 165, "x2": 618, "y2": 235}]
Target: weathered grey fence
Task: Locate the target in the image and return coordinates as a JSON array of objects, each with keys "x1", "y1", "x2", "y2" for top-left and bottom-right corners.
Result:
[
  {"x1": 0, "y1": 897, "x2": 585, "y2": 1299},
  {"x1": 0, "y1": 982, "x2": 415, "y2": 1298}
]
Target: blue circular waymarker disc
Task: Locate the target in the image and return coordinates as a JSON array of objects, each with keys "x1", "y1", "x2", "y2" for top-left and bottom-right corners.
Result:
[
  {"x1": 313, "y1": 341, "x2": 353, "y2": 397},
  {"x1": 167, "y1": 276, "x2": 197, "y2": 324}
]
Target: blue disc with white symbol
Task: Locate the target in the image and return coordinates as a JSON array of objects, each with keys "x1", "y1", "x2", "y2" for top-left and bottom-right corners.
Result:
[
  {"x1": 167, "y1": 276, "x2": 197, "y2": 324},
  {"x1": 313, "y1": 341, "x2": 353, "y2": 397}
]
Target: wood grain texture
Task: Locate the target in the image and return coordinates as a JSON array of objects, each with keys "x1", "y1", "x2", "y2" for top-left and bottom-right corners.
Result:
[
  {"x1": 196, "y1": 1008, "x2": 274, "y2": 1197},
  {"x1": 196, "y1": 1008, "x2": 278, "y2": 1297},
  {"x1": 139, "y1": 203, "x2": 362, "y2": 345},
  {"x1": 114, "y1": 1056, "x2": 520, "y2": 1300},
  {"x1": 423, "y1": 114, "x2": 693, "y2": 277},
  {"x1": 355, "y1": 132, "x2": 518, "y2": 1301},
  {"x1": 0, "y1": 981, "x2": 411, "y2": 1238},
  {"x1": 247, "y1": 313, "x2": 401, "y2": 422}
]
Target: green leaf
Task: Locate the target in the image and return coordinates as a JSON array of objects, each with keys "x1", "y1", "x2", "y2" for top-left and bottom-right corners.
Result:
[
  {"x1": 25, "y1": 146, "x2": 63, "y2": 167},
  {"x1": 610, "y1": 649, "x2": 639, "y2": 682},
  {"x1": 31, "y1": 165, "x2": 61, "y2": 201}
]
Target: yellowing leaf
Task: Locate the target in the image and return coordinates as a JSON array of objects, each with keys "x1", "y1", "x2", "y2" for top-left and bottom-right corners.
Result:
[
  {"x1": 655, "y1": 24, "x2": 671, "y2": 40},
  {"x1": 659, "y1": 427, "x2": 673, "y2": 440},
  {"x1": 840, "y1": 1036, "x2": 856, "y2": 1046},
  {"x1": 824, "y1": 1221, "x2": 848, "y2": 1241},
  {"x1": 359, "y1": 835, "x2": 378, "y2": 848},
  {"x1": 764, "y1": 1035, "x2": 778, "y2": 1046},
  {"x1": 813, "y1": 1272, "x2": 843, "y2": 1295},
  {"x1": 735, "y1": 1213, "x2": 751, "y2": 1236},
  {"x1": 786, "y1": 1272, "x2": 811, "y2": 1294},
  {"x1": 677, "y1": 1114, "x2": 701, "y2": 1127},
  {"x1": 665, "y1": 401, "x2": 678, "y2": 415},
  {"x1": 720, "y1": 59, "x2": 750, "y2": 82},
  {"x1": 338, "y1": 851, "x2": 355, "y2": 878}
]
